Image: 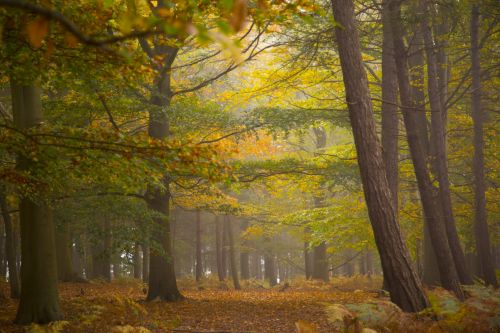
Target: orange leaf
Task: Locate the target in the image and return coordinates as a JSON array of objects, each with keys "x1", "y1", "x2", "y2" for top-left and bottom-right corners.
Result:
[
  {"x1": 230, "y1": 0, "x2": 247, "y2": 33},
  {"x1": 26, "y1": 17, "x2": 49, "y2": 49},
  {"x1": 64, "y1": 32, "x2": 79, "y2": 48}
]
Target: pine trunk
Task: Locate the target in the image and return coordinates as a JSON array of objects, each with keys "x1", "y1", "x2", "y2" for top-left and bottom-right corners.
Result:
[
  {"x1": 331, "y1": 0, "x2": 429, "y2": 312},
  {"x1": 470, "y1": 4, "x2": 497, "y2": 287}
]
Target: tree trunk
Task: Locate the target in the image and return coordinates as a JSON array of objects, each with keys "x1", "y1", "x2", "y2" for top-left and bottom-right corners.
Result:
[
  {"x1": 215, "y1": 216, "x2": 225, "y2": 281},
  {"x1": 134, "y1": 242, "x2": 142, "y2": 279},
  {"x1": 239, "y1": 220, "x2": 250, "y2": 280},
  {"x1": 388, "y1": 0, "x2": 463, "y2": 299},
  {"x1": 225, "y1": 216, "x2": 240, "y2": 290},
  {"x1": 264, "y1": 254, "x2": 277, "y2": 287},
  {"x1": 142, "y1": 242, "x2": 150, "y2": 283},
  {"x1": 55, "y1": 222, "x2": 76, "y2": 282},
  {"x1": 304, "y1": 228, "x2": 312, "y2": 279},
  {"x1": 221, "y1": 218, "x2": 228, "y2": 279},
  {"x1": 330, "y1": 0, "x2": 429, "y2": 312},
  {"x1": 419, "y1": 0, "x2": 472, "y2": 285},
  {"x1": 195, "y1": 210, "x2": 203, "y2": 282},
  {"x1": 92, "y1": 220, "x2": 111, "y2": 281},
  {"x1": 11, "y1": 83, "x2": 62, "y2": 324},
  {"x1": 0, "y1": 221, "x2": 5, "y2": 280},
  {"x1": 0, "y1": 193, "x2": 20, "y2": 298},
  {"x1": 312, "y1": 242, "x2": 329, "y2": 282},
  {"x1": 470, "y1": 4, "x2": 497, "y2": 287}
]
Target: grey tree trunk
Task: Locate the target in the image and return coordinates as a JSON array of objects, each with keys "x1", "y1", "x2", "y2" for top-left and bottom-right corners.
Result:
[
  {"x1": 55, "y1": 221, "x2": 76, "y2": 282},
  {"x1": 470, "y1": 4, "x2": 497, "y2": 287},
  {"x1": 331, "y1": 0, "x2": 429, "y2": 312},
  {"x1": 388, "y1": 0, "x2": 463, "y2": 299},
  {"x1": 11, "y1": 83, "x2": 62, "y2": 323},
  {"x1": 142, "y1": 242, "x2": 150, "y2": 283},
  {"x1": 239, "y1": 220, "x2": 250, "y2": 280}
]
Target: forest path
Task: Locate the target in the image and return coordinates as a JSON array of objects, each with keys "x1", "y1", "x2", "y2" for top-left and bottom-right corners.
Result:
[{"x1": 0, "y1": 279, "x2": 377, "y2": 332}]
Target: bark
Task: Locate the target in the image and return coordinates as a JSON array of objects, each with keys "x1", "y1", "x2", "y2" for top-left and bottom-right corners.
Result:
[
  {"x1": 419, "y1": 0, "x2": 472, "y2": 285},
  {"x1": 11, "y1": 83, "x2": 62, "y2": 324},
  {"x1": 381, "y1": 0, "x2": 399, "y2": 213},
  {"x1": 0, "y1": 193, "x2": 20, "y2": 298},
  {"x1": 388, "y1": 1, "x2": 463, "y2": 299},
  {"x1": 225, "y1": 216, "x2": 240, "y2": 290},
  {"x1": 215, "y1": 216, "x2": 225, "y2": 281},
  {"x1": 470, "y1": 4, "x2": 497, "y2": 287},
  {"x1": 221, "y1": 218, "x2": 228, "y2": 279},
  {"x1": 331, "y1": 0, "x2": 429, "y2": 311},
  {"x1": 195, "y1": 210, "x2": 203, "y2": 282},
  {"x1": 407, "y1": 32, "x2": 440, "y2": 286},
  {"x1": 134, "y1": 242, "x2": 142, "y2": 280}
]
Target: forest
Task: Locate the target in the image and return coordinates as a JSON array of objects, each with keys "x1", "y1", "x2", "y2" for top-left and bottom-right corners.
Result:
[{"x1": 0, "y1": 0, "x2": 498, "y2": 332}]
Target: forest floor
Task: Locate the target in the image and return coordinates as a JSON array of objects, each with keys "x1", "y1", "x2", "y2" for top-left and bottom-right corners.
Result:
[{"x1": 0, "y1": 276, "x2": 499, "y2": 333}]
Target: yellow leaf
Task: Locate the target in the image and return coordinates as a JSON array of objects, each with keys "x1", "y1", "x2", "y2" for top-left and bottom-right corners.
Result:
[{"x1": 26, "y1": 17, "x2": 49, "y2": 49}]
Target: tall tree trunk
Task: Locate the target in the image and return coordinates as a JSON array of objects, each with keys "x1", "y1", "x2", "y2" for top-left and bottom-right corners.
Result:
[
  {"x1": 0, "y1": 221, "x2": 5, "y2": 280},
  {"x1": 195, "y1": 210, "x2": 203, "y2": 282},
  {"x1": 470, "y1": 4, "x2": 497, "y2": 287},
  {"x1": 388, "y1": 0, "x2": 463, "y2": 299},
  {"x1": 134, "y1": 242, "x2": 142, "y2": 279},
  {"x1": 380, "y1": 0, "x2": 399, "y2": 290},
  {"x1": 143, "y1": 39, "x2": 182, "y2": 300},
  {"x1": 11, "y1": 83, "x2": 62, "y2": 323},
  {"x1": 419, "y1": 0, "x2": 472, "y2": 285},
  {"x1": 407, "y1": 31, "x2": 440, "y2": 286},
  {"x1": 221, "y1": 218, "x2": 228, "y2": 279},
  {"x1": 0, "y1": 193, "x2": 20, "y2": 298},
  {"x1": 330, "y1": 0, "x2": 429, "y2": 312},
  {"x1": 239, "y1": 220, "x2": 250, "y2": 280},
  {"x1": 225, "y1": 216, "x2": 241, "y2": 290},
  {"x1": 215, "y1": 216, "x2": 224, "y2": 281},
  {"x1": 304, "y1": 228, "x2": 313, "y2": 279},
  {"x1": 55, "y1": 222, "x2": 76, "y2": 282},
  {"x1": 142, "y1": 242, "x2": 150, "y2": 283}
]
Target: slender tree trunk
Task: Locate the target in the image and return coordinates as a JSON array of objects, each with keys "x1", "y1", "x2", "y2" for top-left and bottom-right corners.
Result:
[
  {"x1": 11, "y1": 82, "x2": 62, "y2": 323},
  {"x1": 407, "y1": 31, "x2": 440, "y2": 286},
  {"x1": 419, "y1": 0, "x2": 472, "y2": 285},
  {"x1": 312, "y1": 242, "x2": 329, "y2": 282},
  {"x1": 195, "y1": 210, "x2": 203, "y2": 282},
  {"x1": 330, "y1": 0, "x2": 429, "y2": 312},
  {"x1": 239, "y1": 220, "x2": 250, "y2": 280},
  {"x1": 0, "y1": 221, "x2": 5, "y2": 279},
  {"x1": 0, "y1": 193, "x2": 20, "y2": 298},
  {"x1": 470, "y1": 4, "x2": 497, "y2": 287},
  {"x1": 225, "y1": 216, "x2": 240, "y2": 290},
  {"x1": 142, "y1": 242, "x2": 150, "y2": 283},
  {"x1": 304, "y1": 228, "x2": 312, "y2": 279},
  {"x1": 388, "y1": 0, "x2": 463, "y2": 299},
  {"x1": 134, "y1": 242, "x2": 142, "y2": 280},
  {"x1": 215, "y1": 216, "x2": 224, "y2": 281},
  {"x1": 221, "y1": 219, "x2": 228, "y2": 279}
]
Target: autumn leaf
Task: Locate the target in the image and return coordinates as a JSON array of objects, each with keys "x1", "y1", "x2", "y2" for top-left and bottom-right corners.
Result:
[
  {"x1": 26, "y1": 17, "x2": 49, "y2": 49},
  {"x1": 64, "y1": 32, "x2": 79, "y2": 48},
  {"x1": 229, "y1": 0, "x2": 247, "y2": 32}
]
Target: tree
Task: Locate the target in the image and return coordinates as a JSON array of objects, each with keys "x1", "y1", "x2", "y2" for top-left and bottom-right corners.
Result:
[
  {"x1": 0, "y1": 193, "x2": 20, "y2": 298},
  {"x1": 195, "y1": 210, "x2": 203, "y2": 282},
  {"x1": 330, "y1": 0, "x2": 429, "y2": 312},
  {"x1": 388, "y1": 0, "x2": 463, "y2": 299},
  {"x1": 470, "y1": 4, "x2": 497, "y2": 287}
]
